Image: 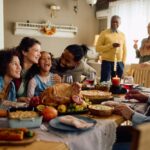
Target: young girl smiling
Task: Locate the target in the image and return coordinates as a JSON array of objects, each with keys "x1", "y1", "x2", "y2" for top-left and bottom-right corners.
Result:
[{"x1": 27, "y1": 51, "x2": 61, "y2": 98}]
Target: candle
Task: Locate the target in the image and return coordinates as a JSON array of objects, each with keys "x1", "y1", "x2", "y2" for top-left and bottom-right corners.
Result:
[
  {"x1": 114, "y1": 55, "x2": 117, "y2": 72},
  {"x1": 112, "y1": 75, "x2": 120, "y2": 86}
]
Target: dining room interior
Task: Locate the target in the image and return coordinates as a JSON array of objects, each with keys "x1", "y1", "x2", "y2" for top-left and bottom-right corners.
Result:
[{"x1": 0, "y1": 0, "x2": 150, "y2": 150}]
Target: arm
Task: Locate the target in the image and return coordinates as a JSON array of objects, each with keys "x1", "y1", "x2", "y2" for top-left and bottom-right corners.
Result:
[
  {"x1": 132, "y1": 112, "x2": 150, "y2": 125},
  {"x1": 125, "y1": 90, "x2": 149, "y2": 103},
  {"x1": 122, "y1": 35, "x2": 127, "y2": 64},
  {"x1": 114, "y1": 103, "x2": 150, "y2": 125},
  {"x1": 96, "y1": 31, "x2": 113, "y2": 53},
  {"x1": 27, "y1": 78, "x2": 37, "y2": 98},
  {"x1": 53, "y1": 74, "x2": 62, "y2": 84},
  {"x1": 82, "y1": 61, "x2": 96, "y2": 76}
]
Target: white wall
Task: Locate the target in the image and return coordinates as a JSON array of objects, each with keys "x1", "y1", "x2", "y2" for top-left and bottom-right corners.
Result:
[
  {"x1": 4, "y1": 0, "x2": 99, "y2": 57},
  {"x1": 0, "y1": 0, "x2": 4, "y2": 49}
]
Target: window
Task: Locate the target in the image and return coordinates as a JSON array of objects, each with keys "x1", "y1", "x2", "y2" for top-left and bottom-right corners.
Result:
[{"x1": 108, "y1": 0, "x2": 150, "y2": 64}]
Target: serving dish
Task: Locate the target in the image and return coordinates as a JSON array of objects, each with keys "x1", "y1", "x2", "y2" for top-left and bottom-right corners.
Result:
[
  {"x1": 0, "y1": 129, "x2": 36, "y2": 145},
  {"x1": 88, "y1": 104, "x2": 114, "y2": 116},
  {"x1": 8, "y1": 107, "x2": 42, "y2": 128}
]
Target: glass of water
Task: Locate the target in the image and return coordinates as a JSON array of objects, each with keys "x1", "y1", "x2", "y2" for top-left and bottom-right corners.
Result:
[{"x1": 62, "y1": 75, "x2": 73, "y2": 84}]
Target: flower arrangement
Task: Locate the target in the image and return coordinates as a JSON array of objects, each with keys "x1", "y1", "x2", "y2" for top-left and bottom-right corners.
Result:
[{"x1": 41, "y1": 26, "x2": 56, "y2": 35}]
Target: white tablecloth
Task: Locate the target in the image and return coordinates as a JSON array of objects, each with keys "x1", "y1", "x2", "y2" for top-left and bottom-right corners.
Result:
[{"x1": 34, "y1": 119, "x2": 117, "y2": 150}]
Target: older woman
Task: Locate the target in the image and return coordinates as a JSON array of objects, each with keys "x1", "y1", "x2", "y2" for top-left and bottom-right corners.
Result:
[{"x1": 134, "y1": 22, "x2": 150, "y2": 63}]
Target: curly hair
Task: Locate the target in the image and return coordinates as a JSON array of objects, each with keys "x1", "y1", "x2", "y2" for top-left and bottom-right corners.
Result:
[
  {"x1": 65, "y1": 44, "x2": 89, "y2": 62},
  {"x1": 0, "y1": 48, "x2": 19, "y2": 76}
]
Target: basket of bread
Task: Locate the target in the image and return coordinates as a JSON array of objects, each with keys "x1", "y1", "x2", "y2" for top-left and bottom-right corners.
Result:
[{"x1": 88, "y1": 104, "x2": 114, "y2": 116}]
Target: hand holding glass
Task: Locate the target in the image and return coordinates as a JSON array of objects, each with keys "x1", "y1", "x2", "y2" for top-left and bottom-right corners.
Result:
[{"x1": 133, "y1": 39, "x2": 138, "y2": 49}]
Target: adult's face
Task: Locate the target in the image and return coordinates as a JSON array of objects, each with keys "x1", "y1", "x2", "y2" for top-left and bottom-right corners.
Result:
[
  {"x1": 23, "y1": 43, "x2": 41, "y2": 65},
  {"x1": 111, "y1": 17, "x2": 121, "y2": 31},
  {"x1": 7, "y1": 56, "x2": 22, "y2": 79},
  {"x1": 60, "y1": 50, "x2": 78, "y2": 69}
]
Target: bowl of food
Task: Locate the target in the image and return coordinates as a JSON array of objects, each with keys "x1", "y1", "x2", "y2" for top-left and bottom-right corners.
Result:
[{"x1": 88, "y1": 104, "x2": 114, "y2": 116}]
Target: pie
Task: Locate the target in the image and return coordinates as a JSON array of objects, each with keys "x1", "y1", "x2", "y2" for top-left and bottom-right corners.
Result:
[{"x1": 80, "y1": 90, "x2": 112, "y2": 100}]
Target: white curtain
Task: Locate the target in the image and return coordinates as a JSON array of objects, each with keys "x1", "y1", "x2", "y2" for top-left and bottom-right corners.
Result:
[{"x1": 107, "y1": 0, "x2": 150, "y2": 64}]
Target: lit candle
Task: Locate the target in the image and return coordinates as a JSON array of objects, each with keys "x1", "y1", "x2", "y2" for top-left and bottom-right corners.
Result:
[
  {"x1": 112, "y1": 75, "x2": 120, "y2": 86},
  {"x1": 114, "y1": 55, "x2": 117, "y2": 72}
]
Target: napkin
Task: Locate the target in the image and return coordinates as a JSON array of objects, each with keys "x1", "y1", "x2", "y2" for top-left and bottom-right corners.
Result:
[{"x1": 59, "y1": 115, "x2": 94, "y2": 129}]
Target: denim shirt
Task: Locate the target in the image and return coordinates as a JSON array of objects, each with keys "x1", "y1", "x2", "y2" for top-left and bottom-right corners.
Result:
[
  {"x1": 33, "y1": 73, "x2": 55, "y2": 96},
  {"x1": 0, "y1": 76, "x2": 16, "y2": 101}
]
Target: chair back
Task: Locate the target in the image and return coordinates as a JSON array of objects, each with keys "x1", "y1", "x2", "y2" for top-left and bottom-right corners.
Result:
[
  {"x1": 128, "y1": 64, "x2": 150, "y2": 87},
  {"x1": 131, "y1": 123, "x2": 150, "y2": 150}
]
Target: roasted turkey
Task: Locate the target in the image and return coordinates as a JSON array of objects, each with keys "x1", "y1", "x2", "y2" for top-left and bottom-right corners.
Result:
[{"x1": 40, "y1": 83, "x2": 83, "y2": 106}]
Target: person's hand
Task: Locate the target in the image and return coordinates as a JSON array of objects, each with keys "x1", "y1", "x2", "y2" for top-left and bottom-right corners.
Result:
[
  {"x1": 54, "y1": 74, "x2": 62, "y2": 83},
  {"x1": 125, "y1": 90, "x2": 148, "y2": 103},
  {"x1": 112, "y1": 43, "x2": 120, "y2": 48},
  {"x1": 133, "y1": 43, "x2": 138, "y2": 49},
  {"x1": 101, "y1": 101, "x2": 120, "y2": 107},
  {"x1": 72, "y1": 82, "x2": 82, "y2": 95},
  {"x1": 17, "y1": 97, "x2": 31, "y2": 103},
  {"x1": 114, "y1": 104, "x2": 134, "y2": 120}
]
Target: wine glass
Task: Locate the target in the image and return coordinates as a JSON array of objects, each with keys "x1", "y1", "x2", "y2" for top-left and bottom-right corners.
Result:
[
  {"x1": 133, "y1": 39, "x2": 138, "y2": 44},
  {"x1": 85, "y1": 72, "x2": 96, "y2": 86},
  {"x1": 122, "y1": 76, "x2": 134, "y2": 91},
  {"x1": 133, "y1": 39, "x2": 138, "y2": 49},
  {"x1": 62, "y1": 75, "x2": 73, "y2": 84}
]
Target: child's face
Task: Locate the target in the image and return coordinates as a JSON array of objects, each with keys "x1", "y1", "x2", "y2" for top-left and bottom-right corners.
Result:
[
  {"x1": 39, "y1": 52, "x2": 52, "y2": 72},
  {"x1": 7, "y1": 56, "x2": 22, "y2": 79}
]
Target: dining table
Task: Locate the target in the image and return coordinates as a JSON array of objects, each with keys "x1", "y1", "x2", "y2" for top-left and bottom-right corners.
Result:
[{"x1": 0, "y1": 113, "x2": 124, "y2": 150}]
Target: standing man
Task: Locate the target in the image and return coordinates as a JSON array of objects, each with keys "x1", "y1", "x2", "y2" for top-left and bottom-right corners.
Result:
[{"x1": 96, "y1": 15, "x2": 127, "y2": 82}]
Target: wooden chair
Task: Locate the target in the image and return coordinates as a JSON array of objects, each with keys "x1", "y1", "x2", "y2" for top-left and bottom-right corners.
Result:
[
  {"x1": 131, "y1": 123, "x2": 150, "y2": 150},
  {"x1": 127, "y1": 64, "x2": 150, "y2": 87}
]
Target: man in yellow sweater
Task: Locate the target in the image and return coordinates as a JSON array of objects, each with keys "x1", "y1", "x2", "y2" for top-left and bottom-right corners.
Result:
[{"x1": 96, "y1": 15, "x2": 127, "y2": 82}]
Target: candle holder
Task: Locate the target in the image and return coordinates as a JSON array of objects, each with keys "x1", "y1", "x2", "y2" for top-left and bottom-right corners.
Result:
[
  {"x1": 110, "y1": 76, "x2": 127, "y2": 94},
  {"x1": 109, "y1": 85, "x2": 127, "y2": 94}
]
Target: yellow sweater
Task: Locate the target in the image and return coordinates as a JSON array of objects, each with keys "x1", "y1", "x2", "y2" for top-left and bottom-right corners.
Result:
[{"x1": 96, "y1": 29, "x2": 127, "y2": 64}]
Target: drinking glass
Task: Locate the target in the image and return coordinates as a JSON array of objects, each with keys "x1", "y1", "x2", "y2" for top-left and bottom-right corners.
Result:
[
  {"x1": 133, "y1": 39, "x2": 138, "y2": 49},
  {"x1": 122, "y1": 76, "x2": 134, "y2": 90},
  {"x1": 85, "y1": 72, "x2": 96, "y2": 86},
  {"x1": 133, "y1": 39, "x2": 138, "y2": 44},
  {"x1": 62, "y1": 75, "x2": 73, "y2": 84}
]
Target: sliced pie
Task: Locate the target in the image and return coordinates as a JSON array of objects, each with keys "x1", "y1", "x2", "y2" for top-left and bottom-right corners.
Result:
[{"x1": 80, "y1": 90, "x2": 112, "y2": 100}]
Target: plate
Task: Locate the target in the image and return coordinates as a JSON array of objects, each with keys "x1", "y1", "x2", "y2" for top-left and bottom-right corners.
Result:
[
  {"x1": 0, "y1": 132, "x2": 37, "y2": 145},
  {"x1": 122, "y1": 99, "x2": 139, "y2": 103},
  {"x1": 49, "y1": 115, "x2": 97, "y2": 132}
]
